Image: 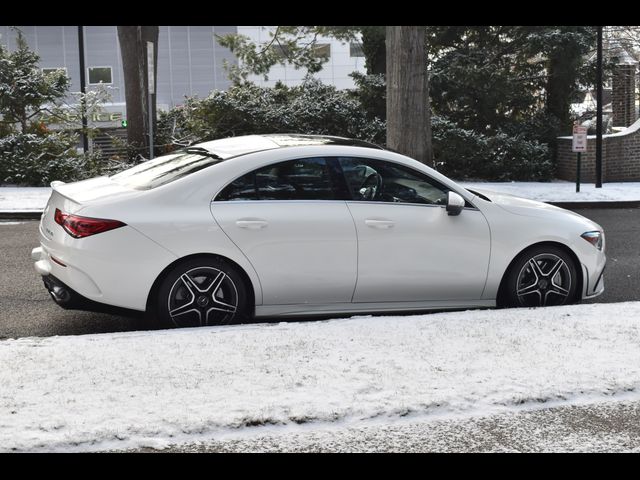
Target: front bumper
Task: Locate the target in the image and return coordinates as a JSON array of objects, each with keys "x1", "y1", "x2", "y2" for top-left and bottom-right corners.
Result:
[
  {"x1": 582, "y1": 256, "x2": 606, "y2": 299},
  {"x1": 583, "y1": 264, "x2": 606, "y2": 299}
]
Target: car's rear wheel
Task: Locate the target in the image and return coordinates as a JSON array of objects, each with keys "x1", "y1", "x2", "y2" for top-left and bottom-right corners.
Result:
[
  {"x1": 504, "y1": 245, "x2": 578, "y2": 308},
  {"x1": 153, "y1": 257, "x2": 250, "y2": 328}
]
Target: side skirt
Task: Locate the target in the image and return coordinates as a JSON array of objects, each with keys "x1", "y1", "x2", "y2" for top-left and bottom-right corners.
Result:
[{"x1": 255, "y1": 299, "x2": 496, "y2": 318}]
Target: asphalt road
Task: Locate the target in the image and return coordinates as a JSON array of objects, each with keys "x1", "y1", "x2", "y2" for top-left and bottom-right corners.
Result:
[{"x1": 1, "y1": 207, "x2": 639, "y2": 339}]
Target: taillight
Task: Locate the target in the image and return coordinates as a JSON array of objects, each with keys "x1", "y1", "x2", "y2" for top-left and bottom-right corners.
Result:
[{"x1": 54, "y1": 208, "x2": 126, "y2": 238}]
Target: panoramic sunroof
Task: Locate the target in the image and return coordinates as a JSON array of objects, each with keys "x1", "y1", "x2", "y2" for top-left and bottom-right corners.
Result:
[{"x1": 263, "y1": 134, "x2": 384, "y2": 150}]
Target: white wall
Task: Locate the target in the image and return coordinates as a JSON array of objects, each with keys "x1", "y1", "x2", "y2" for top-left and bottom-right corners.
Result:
[{"x1": 237, "y1": 26, "x2": 367, "y2": 89}]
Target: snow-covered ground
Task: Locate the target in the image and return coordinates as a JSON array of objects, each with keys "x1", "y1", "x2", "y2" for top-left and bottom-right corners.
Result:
[
  {"x1": 463, "y1": 181, "x2": 640, "y2": 203},
  {"x1": 0, "y1": 187, "x2": 51, "y2": 211},
  {"x1": 1, "y1": 181, "x2": 639, "y2": 212},
  {"x1": 2, "y1": 302, "x2": 640, "y2": 452}
]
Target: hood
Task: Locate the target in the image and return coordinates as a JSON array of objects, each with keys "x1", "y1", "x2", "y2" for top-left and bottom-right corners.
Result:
[{"x1": 468, "y1": 187, "x2": 600, "y2": 225}]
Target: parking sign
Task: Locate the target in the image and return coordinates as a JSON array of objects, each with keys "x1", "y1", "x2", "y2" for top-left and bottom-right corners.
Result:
[{"x1": 572, "y1": 125, "x2": 588, "y2": 152}]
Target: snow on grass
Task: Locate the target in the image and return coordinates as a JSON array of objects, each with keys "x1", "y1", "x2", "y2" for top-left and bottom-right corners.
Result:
[
  {"x1": 461, "y1": 181, "x2": 640, "y2": 203},
  {"x1": 2, "y1": 302, "x2": 640, "y2": 452},
  {"x1": 0, "y1": 187, "x2": 51, "y2": 211}
]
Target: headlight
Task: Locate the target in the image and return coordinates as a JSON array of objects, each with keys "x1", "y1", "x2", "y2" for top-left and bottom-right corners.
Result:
[{"x1": 581, "y1": 231, "x2": 604, "y2": 251}]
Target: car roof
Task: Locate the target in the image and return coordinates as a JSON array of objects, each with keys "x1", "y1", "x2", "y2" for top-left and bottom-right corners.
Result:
[{"x1": 194, "y1": 134, "x2": 384, "y2": 160}]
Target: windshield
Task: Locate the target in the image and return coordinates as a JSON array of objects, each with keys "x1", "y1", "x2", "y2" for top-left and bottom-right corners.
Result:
[{"x1": 111, "y1": 151, "x2": 221, "y2": 190}]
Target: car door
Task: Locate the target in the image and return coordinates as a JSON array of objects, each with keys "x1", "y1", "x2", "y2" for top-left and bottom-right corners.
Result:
[
  {"x1": 211, "y1": 157, "x2": 357, "y2": 305},
  {"x1": 338, "y1": 157, "x2": 491, "y2": 303}
]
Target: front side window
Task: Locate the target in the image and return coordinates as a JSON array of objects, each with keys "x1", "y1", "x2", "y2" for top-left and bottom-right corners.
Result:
[
  {"x1": 338, "y1": 157, "x2": 450, "y2": 205},
  {"x1": 216, "y1": 157, "x2": 344, "y2": 201}
]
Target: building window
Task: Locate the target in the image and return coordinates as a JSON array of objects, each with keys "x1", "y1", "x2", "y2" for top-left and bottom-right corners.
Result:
[
  {"x1": 88, "y1": 66, "x2": 113, "y2": 85},
  {"x1": 42, "y1": 67, "x2": 68, "y2": 76},
  {"x1": 312, "y1": 43, "x2": 331, "y2": 59},
  {"x1": 272, "y1": 44, "x2": 292, "y2": 59},
  {"x1": 273, "y1": 43, "x2": 330, "y2": 62},
  {"x1": 350, "y1": 42, "x2": 364, "y2": 58}
]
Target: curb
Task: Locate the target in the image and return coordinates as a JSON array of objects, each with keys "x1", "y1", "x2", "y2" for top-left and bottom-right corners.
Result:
[
  {"x1": 548, "y1": 201, "x2": 640, "y2": 209},
  {"x1": 0, "y1": 211, "x2": 42, "y2": 220},
  {"x1": 1, "y1": 201, "x2": 639, "y2": 221}
]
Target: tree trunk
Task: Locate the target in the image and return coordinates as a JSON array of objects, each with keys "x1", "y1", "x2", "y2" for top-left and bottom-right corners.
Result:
[
  {"x1": 547, "y1": 48, "x2": 581, "y2": 134},
  {"x1": 117, "y1": 26, "x2": 159, "y2": 159},
  {"x1": 19, "y1": 110, "x2": 28, "y2": 133},
  {"x1": 386, "y1": 26, "x2": 432, "y2": 166},
  {"x1": 546, "y1": 42, "x2": 582, "y2": 157},
  {"x1": 361, "y1": 26, "x2": 386, "y2": 75}
]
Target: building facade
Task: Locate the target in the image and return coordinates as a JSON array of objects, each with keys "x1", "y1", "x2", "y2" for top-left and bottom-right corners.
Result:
[
  {"x1": 1, "y1": 26, "x2": 366, "y2": 154},
  {"x1": 0, "y1": 25, "x2": 366, "y2": 111},
  {"x1": 238, "y1": 27, "x2": 367, "y2": 90}
]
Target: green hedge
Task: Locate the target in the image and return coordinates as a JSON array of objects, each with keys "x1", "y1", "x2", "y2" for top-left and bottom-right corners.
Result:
[
  {"x1": 157, "y1": 78, "x2": 386, "y2": 149},
  {"x1": 158, "y1": 80, "x2": 554, "y2": 182},
  {"x1": 432, "y1": 116, "x2": 554, "y2": 181},
  {"x1": 0, "y1": 132, "x2": 132, "y2": 186}
]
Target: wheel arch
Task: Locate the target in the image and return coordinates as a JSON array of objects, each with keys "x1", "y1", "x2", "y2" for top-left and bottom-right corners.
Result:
[
  {"x1": 145, "y1": 253, "x2": 256, "y2": 317},
  {"x1": 496, "y1": 241, "x2": 583, "y2": 307}
]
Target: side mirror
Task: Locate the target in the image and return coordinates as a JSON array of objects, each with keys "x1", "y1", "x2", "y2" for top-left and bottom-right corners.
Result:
[{"x1": 446, "y1": 191, "x2": 465, "y2": 216}]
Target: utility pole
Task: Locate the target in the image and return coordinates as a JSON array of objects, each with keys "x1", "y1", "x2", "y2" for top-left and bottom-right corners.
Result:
[
  {"x1": 147, "y1": 41, "x2": 154, "y2": 160},
  {"x1": 595, "y1": 26, "x2": 603, "y2": 188},
  {"x1": 77, "y1": 26, "x2": 89, "y2": 154}
]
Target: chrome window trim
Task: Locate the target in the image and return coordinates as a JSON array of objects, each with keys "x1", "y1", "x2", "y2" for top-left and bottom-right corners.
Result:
[{"x1": 209, "y1": 198, "x2": 480, "y2": 211}]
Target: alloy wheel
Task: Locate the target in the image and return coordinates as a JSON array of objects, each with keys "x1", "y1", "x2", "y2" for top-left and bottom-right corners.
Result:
[
  {"x1": 515, "y1": 253, "x2": 572, "y2": 307},
  {"x1": 167, "y1": 266, "x2": 238, "y2": 327}
]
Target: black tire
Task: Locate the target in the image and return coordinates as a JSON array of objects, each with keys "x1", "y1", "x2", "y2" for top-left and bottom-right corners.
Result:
[
  {"x1": 151, "y1": 257, "x2": 250, "y2": 329},
  {"x1": 503, "y1": 245, "x2": 579, "y2": 308}
]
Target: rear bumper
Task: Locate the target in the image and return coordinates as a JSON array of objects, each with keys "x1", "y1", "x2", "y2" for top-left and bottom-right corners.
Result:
[
  {"x1": 33, "y1": 247, "x2": 144, "y2": 316},
  {"x1": 34, "y1": 223, "x2": 177, "y2": 311},
  {"x1": 32, "y1": 247, "x2": 88, "y2": 309}
]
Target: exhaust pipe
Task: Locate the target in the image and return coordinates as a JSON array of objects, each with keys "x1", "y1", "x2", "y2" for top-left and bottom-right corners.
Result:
[
  {"x1": 49, "y1": 285, "x2": 71, "y2": 304},
  {"x1": 43, "y1": 275, "x2": 79, "y2": 308}
]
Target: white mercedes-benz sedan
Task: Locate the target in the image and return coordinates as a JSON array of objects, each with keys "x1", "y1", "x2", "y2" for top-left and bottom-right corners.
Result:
[{"x1": 32, "y1": 134, "x2": 606, "y2": 328}]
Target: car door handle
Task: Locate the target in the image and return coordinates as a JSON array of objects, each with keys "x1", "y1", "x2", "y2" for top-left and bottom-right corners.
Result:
[
  {"x1": 365, "y1": 219, "x2": 395, "y2": 229},
  {"x1": 236, "y1": 220, "x2": 268, "y2": 229}
]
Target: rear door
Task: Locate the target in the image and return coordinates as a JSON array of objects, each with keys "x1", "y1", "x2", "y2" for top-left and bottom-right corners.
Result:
[{"x1": 211, "y1": 157, "x2": 357, "y2": 305}]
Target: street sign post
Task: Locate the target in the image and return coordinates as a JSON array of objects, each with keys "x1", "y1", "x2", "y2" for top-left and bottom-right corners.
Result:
[{"x1": 572, "y1": 124, "x2": 588, "y2": 193}]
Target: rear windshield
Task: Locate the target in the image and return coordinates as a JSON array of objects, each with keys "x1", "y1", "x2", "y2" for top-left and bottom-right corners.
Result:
[{"x1": 111, "y1": 152, "x2": 220, "y2": 190}]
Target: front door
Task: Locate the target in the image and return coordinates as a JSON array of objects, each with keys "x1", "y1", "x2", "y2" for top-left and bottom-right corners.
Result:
[{"x1": 338, "y1": 157, "x2": 491, "y2": 303}]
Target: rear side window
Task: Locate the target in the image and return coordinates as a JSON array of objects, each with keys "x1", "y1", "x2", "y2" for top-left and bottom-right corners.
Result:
[
  {"x1": 216, "y1": 157, "x2": 346, "y2": 201},
  {"x1": 216, "y1": 172, "x2": 257, "y2": 201}
]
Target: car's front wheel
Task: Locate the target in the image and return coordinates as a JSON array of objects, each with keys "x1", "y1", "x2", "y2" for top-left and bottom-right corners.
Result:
[
  {"x1": 504, "y1": 245, "x2": 579, "y2": 308},
  {"x1": 152, "y1": 257, "x2": 250, "y2": 328}
]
